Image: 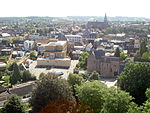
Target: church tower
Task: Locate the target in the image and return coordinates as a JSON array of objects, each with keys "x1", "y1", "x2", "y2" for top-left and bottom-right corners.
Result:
[{"x1": 104, "y1": 13, "x2": 108, "y2": 23}]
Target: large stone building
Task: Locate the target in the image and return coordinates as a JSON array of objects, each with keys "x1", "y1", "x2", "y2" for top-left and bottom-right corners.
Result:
[
  {"x1": 87, "y1": 49, "x2": 120, "y2": 77},
  {"x1": 37, "y1": 40, "x2": 71, "y2": 68},
  {"x1": 86, "y1": 13, "x2": 109, "y2": 29}
]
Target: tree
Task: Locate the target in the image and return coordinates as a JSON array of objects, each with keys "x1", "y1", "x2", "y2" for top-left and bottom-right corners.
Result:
[
  {"x1": 141, "y1": 52, "x2": 150, "y2": 59},
  {"x1": 120, "y1": 52, "x2": 127, "y2": 60},
  {"x1": 75, "y1": 81, "x2": 107, "y2": 113},
  {"x1": 89, "y1": 71, "x2": 100, "y2": 80},
  {"x1": 2, "y1": 95, "x2": 25, "y2": 113},
  {"x1": 127, "y1": 102, "x2": 142, "y2": 113},
  {"x1": 22, "y1": 70, "x2": 35, "y2": 82},
  {"x1": 30, "y1": 51, "x2": 36, "y2": 58},
  {"x1": 101, "y1": 87, "x2": 133, "y2": 113},
  {"x1": 77, "y1": 52, "x2": 90, "y2": 70},
  {"x1": 30, "y1": 73, "x2": 75, "y2": 113},
  {"x1": 39, "y1": 72, "x2": 45, "y2": 79},
  {"x1": 68, "y1": 73, "x2": 83, "y2": 86},
  {"x1": 114, "y1": 47, "x2": 120, "y2": 57},
  {"x1": 118, "y1": 62, "x2": 150, "y2": 104},
  {"x1": 10, "y1": 62, "x2": 21, "y2": 85},
  {"x1": 140, "y1": 39, "x2": 147, "y2": 56}
]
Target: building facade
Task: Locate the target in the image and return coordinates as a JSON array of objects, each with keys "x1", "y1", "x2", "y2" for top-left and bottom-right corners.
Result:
[
  {"x1": 87, "y1": 49, "x2": 120, "y2": 77},
  {"x1": 37, "y1": 40, "x2": 71, "y2": 68}
]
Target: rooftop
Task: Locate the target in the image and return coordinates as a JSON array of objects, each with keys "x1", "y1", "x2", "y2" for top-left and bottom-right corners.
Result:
[{"x1": 47, "y1": 41, "x2": 66, "y2": 46}]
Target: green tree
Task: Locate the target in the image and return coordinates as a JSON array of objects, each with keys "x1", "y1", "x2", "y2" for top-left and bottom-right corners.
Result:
[
  {"x1": 89, "y1": 71, "x2": 100, "y2": 80},
  {"x1": 30, "y1": 73, "x2": 75, "y2": 113},
  {"x1": 127, "y1": 102, "x2": 142, "y2": 113},
  {"x1": 142, "y1": 88, "x2": 150, "y2": 113},
  {"x1": 2, "y1": 95, "x2": 25, "y2": 113},
  {"x1": 22, "y1": 70, "x2": 35, "y2": 82},
  {"x1": 141, "y1": 52, "x2": 150, "y2": 59},
  {"x1": 75, "y1": 81, "x2": 107, "y2": 113},
  {"x1": 30, "y1": 51, "x2": 36, "y2": 58},
  {"x1": 77, "y1": 52, "x2": 90, "y2": 70},
  {"x1": 120, "y1": 52, "x2": 127, "y2": 60},
  {"x1": 101, "y1": 87, "x2": 133, "y2": 113},
  {"x1": 114, "y1": 47, "x2": 120, "y2": 57},
  {"x1": 10, "y1": 62, "x2": 21, "y2": 85},
  {"x1": 140, "y1": 39, "x2": 147, "y2": 56},
  {"x1": 68, "y1": 73, "x2": 83, "y2": 86},
  {"x1": 39, "y1": 72, "x2": 45, "y2": 79},
  {"x1": 118, "y1": 62, "x2": 150, "y2": 104}
]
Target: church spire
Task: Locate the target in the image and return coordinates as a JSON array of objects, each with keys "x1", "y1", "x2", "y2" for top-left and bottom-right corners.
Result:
[{"x1": 104, "y1": 13, "x2": 108, "y2": 23}]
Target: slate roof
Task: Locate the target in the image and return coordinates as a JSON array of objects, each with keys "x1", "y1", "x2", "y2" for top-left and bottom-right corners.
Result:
[{"x1": 94, "y1": 49, "x2": 105, "y2": 59}]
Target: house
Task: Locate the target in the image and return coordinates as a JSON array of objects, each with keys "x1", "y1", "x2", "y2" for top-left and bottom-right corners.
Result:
[
  {"x1": 87, "y1": 49, "x2": 120, "y2": 77},
  {"x1": 37, "y1": 40, "x2": 71, "y2": 68},
  {"x1": 72, "y1": 50, "x2": 83, "y2": 60},
  {"x1": 24, "y1": 40, "x2": 35, "y2": 51},
  {"x1": 134, "y1": 39, "x2": 140, "y2": 50},
  {"x1": 65, "y1": 35, "x2": 83, "y2": 42},
  {"x1": 1, "y1": 49, "x2": 12, "y2": 56}
]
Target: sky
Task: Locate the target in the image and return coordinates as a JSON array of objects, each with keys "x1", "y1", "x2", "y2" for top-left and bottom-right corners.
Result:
[{"x1": 0, "y1": 0, "x2": 150, "y2": 18}]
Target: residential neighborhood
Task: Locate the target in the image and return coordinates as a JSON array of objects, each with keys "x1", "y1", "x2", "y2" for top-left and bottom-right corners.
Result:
[{"x1": 0, "y1": 8, "x2": 150, "y2": 113}]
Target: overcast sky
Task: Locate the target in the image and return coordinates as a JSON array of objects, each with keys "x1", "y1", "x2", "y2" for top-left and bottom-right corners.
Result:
[{"x1": 0, "y1": 0, "x2": 150, "y2": 18}]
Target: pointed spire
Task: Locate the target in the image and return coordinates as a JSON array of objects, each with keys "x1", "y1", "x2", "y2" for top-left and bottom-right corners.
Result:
[{"x1": 104, "y1": 13, "x2": 108, "y2": 23}]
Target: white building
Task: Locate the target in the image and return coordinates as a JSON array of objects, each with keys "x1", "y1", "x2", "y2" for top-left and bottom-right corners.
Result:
[
  {"x1": 24, "y1": 40, "x2": 35, "y2": 51},
  {"x1": 29, "y1": 33, "x2": 50, "y2": 40},
  {"x1": 65, "y1": 35, "x2": 83, "y2": 42}
]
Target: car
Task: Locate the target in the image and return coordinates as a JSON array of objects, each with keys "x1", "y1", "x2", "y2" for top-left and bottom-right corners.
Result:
[{"x1": 55, "y1": 71, "x2": 64, "y2": 76}]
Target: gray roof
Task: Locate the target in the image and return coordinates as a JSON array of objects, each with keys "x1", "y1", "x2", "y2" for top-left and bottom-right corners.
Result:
[
  {"x1": 101, "y1": 56, "x2": 120, "y2": 62},
  {"x1": 94, "y1": 49, "x2": 105, "y2": 59}
]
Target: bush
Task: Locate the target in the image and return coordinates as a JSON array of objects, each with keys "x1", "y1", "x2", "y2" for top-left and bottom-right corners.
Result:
[{"x1": 22, "y1": 70, "x2": 36, "y2": 82}]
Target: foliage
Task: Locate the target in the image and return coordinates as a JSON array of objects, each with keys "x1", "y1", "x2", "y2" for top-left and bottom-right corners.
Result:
[
  {"x1": 75, "y1": 81, "x2": 107, "y2": 113},
  {"x1": 10, "y1": 62, "x2": 21, "y2": 85},
  {"x1": 39, "y1": 72, "x2": 45, "y2": 79},
  {"x1": 76, "y1": 81, "x2": 134, "y2": 113},
  {"x1": 30, "y1": 51, "x2": 36, "y2": 57},
  {"x1": 89, "y1": 71, "x2": 100, "y2": 80},
  {"x1": 30, "y1": 73, "x2": 75, "y2": 113},
  {"x1": 105, "y1": 27, "x2": 150, "y2": 34},
  {"x1": 0, "y1": 56, "x2": 9, "y2": 62},
  {"x1": 114, "y1": 47, "x2": 120, "y2": 57},
  {"x1": 6, "y1": 36, "x2": 24, "y2": 43},
  {"x1": 120, "y1": 52, "x2": 127, "y2": 60},
  {"x1": 101, "y1": 87, "x2": 133, "y2": 113},
  {"x1": 2, "y1": 94, "x2": 25, "y2": 113},
  {"x1": 118, "y1": 62, "x2": 150, "y2": 104},
  {"x1": 22, "y1": 70, "x2": 36, "y2": 82},
  {"x1": 127, "y1": 102, "x2": 143, "y2": 113},
  {"x1": 76, "y1": 52, "x2": 90, "y2": 70},
  {"x1": 140, "y1": 39, "x2": 147, "y2": 56},
  {"x1": 68, "y1": 73, "x2": 84, "y2": 86},
  {"x1": 2, "y1": 76, "x2": 10, "y2": 86},
  {"x1": 141, "y1": 52, "x2": 150, "y2": 59}
]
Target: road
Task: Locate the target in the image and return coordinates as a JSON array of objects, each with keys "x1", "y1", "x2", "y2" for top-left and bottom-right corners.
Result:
[{"x1": 29, "y1": 60, "x2": 78, "y2": 79}]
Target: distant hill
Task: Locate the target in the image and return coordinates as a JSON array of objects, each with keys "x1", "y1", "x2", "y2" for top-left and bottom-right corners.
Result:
[{"x1": 0, "y1": 16, "x2": 150, "y2": 22}]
